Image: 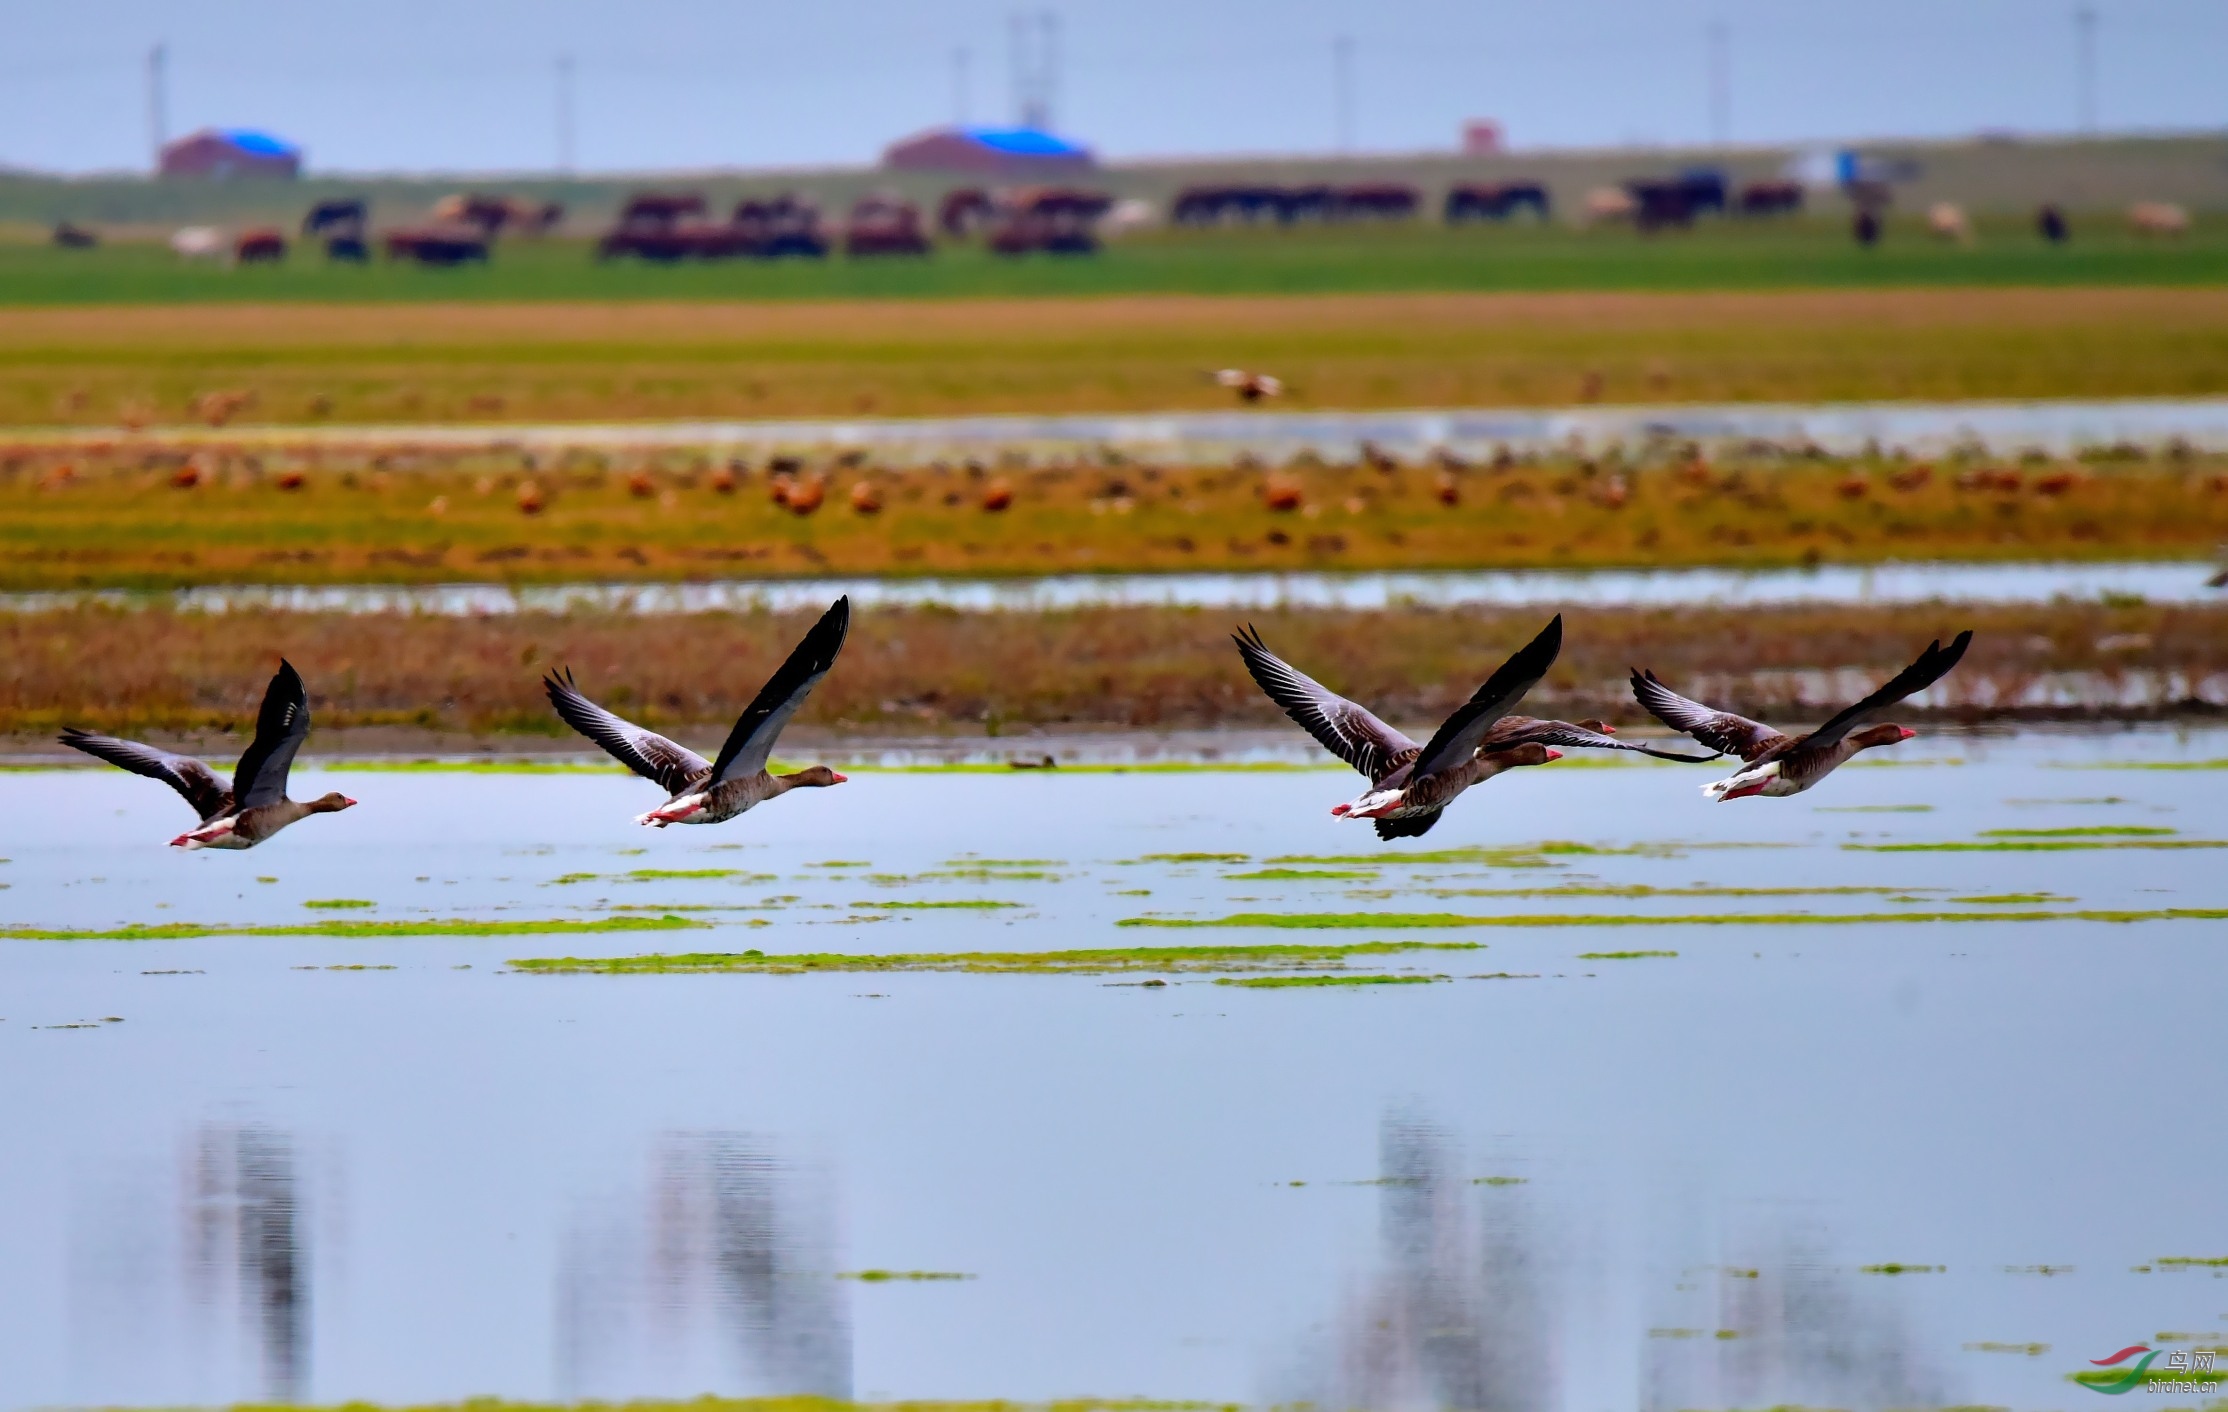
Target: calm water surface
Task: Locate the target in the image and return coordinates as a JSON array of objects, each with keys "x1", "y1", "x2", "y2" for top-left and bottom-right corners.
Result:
[{"x1": 2, "y1": 728, "x2": 2224, "y2": 1410}]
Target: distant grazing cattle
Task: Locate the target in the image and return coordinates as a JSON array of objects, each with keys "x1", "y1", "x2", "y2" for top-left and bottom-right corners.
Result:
[
  {"x1": 1926, "y1": 202, "x2": 1972, "y2": 243},
  {"x1": 1736, "y1": 180, "x2": 1804, "y2": 216},
  {"x1": 990, "y1": 188, "x2": 1113, "y2": 255},
  {"x1": 433, "y1": 193, "x2": 564, "y2": 238},
  {"x1": 1852, "y1": 209, "x2": 1882, "y2": 246},
  {"x1": 384, "y1": 227, "x2": 491, "y2": 265},
  {"x1": 2037, "y1": 204, "x2": 2069, "y2": 243},
  {"x1": 938, "y1": 188, "x2": 995, "y2": 238},
  {"x1": 1444, "y1": 182, "x2": 1550, "y2": 224},
  {"x1": 303, "y1": 199, "x2": 369, "y2": 260},
  {"x1": 52, "y1": 221, "x2": 98, "y2": 249},
  {"x1": 170, "y1": 226, "x2": 225, "y2": 260},
  {"x1": 2129, "y1": 201, "x2": 2190, "y2": 236},
  {"x1": 844, "y1": 193, "x2": 932, "y2": 256},
  {"x1": 597, "y1": 192, "x2": 710, "y2": 261},
  {"x1": 1331, "y1": 183, "x2": 1419, "y2": 220},
  {"x1": 234, "y1": 227, "x2": 287, "y2": 262},
  {"x1": 1582, "y1": 187, "x2": 1638, "y2": 225},
  {"x1": 1623, "y1": 172, "x2": 1725, "y2": 231}
]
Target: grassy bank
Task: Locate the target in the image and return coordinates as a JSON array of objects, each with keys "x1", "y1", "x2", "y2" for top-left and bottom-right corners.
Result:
[
  {"x1": 6, "y1": 438, "x2": 2226, "y2": 590},
  {"x1": 2, "y1": 599, "x2": 2217, "y2": 742},
  {"x1": 4, "y1": 284, "x2": 2228, "y2": 429}
]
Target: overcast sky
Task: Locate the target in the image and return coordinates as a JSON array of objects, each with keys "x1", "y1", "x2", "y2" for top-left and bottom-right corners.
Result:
[{"x1": 3, "y1": 0, "x2": 2222, "y2": 175}]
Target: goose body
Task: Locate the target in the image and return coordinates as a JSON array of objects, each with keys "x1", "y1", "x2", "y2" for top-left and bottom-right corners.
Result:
[
  {"x1": 547, "y1": 597, "x2": 852, "y2": 827},
  {"x1": 1233, "y1": 617, "x2": 1719, "y2": 840},
  {"x1": 60, "y1": 660, "x2": 356, "y2": 849},
  {"x1": 1630, "y1": 631, "x2": 1973, "y2": 802}
]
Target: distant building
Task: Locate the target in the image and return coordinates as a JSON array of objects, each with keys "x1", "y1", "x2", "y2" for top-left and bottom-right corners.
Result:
[
  {"x1": 159, "y1": 128, "x2": 302, "y2": 180},
  {"x1": 882, "y1": 125, "x2": 1095, "y2": 177},
  {"x1": 1461, "y1": 120, "x2": 1505, "y2": 156}
]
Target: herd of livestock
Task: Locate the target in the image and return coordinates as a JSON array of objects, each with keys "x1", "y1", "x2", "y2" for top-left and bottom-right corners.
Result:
[{"x1": 48, "y1": 169, "x2": 2202, "y2": 267}]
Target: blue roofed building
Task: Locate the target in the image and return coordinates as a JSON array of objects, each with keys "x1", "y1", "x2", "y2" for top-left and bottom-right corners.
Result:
[
  {"x1": 159, "y1": 128, "x2": 303, "y2": 180},
  {"x1": 882, "y1": 125, "x2": 1095, "y2": 177}
]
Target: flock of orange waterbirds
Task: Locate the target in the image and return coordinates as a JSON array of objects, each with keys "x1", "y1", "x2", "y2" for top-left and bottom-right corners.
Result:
[{"x1": 57, "y1": 596, "x2": 1972, "y2": 849}]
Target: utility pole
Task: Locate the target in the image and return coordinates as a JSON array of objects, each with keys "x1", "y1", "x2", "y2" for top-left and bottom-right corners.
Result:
[
  {"x1": 1707, "y1": 20, "x2": 1730, "y2": 147},
  {"x1": 953, "y1": 46, "x2": 971, "y2": 125},
  {"x1": 2074, "y1": 4, "x2": 2097, "y2": 135},
  {"x1": 556, "y1": 54, "x2": 576, "y2": 175},
  {"x1": 1011, "y1": 9, "x2": 1056, "y2": 129},
  {"x1": 147, "y1": 42, "x2": 168, "y2": 167},
  {"x1": 1333, "y1": 34, "x2": 1354, "y2": 154}
]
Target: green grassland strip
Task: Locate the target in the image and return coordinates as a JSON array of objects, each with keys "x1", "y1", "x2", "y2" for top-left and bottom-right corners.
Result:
[
  {"x1": 1119, "y1": 908, "x2": 2228, "y2": 930},
  {"x1": 1578, "y1": 950, "x2": 1679, "y2": 959},
  {"x1": 507, "y1": 939, "x2": 1484, "y2": 975},
  {"x1": 4, "y1": 915, "x2": 707, "y2": 941},
  {"x1": 1215, "y1": 974, "x2": 1449, "y2": 988},
  {"x1": 1229, "y1": 868, "x2": 1380, "y2": 880},
  {"x1": 1408, "y1": 884, "x2": 1939, "y2": 900}
]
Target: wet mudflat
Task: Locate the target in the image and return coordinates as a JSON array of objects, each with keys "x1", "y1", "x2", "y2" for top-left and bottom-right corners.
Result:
[{"x1": 1, "y1": 727, "x2": 2224, "y2": 1410}]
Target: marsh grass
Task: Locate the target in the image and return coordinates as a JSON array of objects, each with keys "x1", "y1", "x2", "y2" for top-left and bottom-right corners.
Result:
[
  {"x1": 8, "y1": 440, "x2": 2228, "y2": 592},
  {"x1": 3, "y1": 915, "x2": 704, "y2": 940},
  {"x1": 1121, "y1": 908, "x2": 2228, "y2": 930},
  {"x1": 5, "y1": 599, "x2": 2221, "y2": 740},
  {"x1": 1214, "y1": 973, "x2": 1448, "y2": 988},
  {"x1": 509, "y1": 938, "x2": 1484, "y2": 975}
]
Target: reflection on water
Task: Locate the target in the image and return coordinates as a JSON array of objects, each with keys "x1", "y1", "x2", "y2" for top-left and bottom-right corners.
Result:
[
  {"x1": 0, "y1": 558, "x2": 2219, "y2": 617},
  {"x1": 559, "y1": 1132, "x2": 851, "y2": 1400},
  {"x1": 1301, "y1": 1113, "x2": 1557, "y2": 1412},
  {"x1": 1646, "y1": 1226, "x2": 1945, "y2": 1412},
  {"x1": 70, "y1": 1121, "x2": 312, "y2": 1406}
]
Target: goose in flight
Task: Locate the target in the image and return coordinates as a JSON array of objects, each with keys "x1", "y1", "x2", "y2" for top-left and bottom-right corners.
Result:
[
  {"x1": 1233, "y1": 616, "x2": 1716, "y2": 839},
  {"x1": 1630, "y1": 630, "x2": 1973, "y2": 801},
  {"x1": 546, "y1": 597, "x2": 852, "y2": 827},
  {"x1": 60, "y1": 659, "x2": 356, "y2": 849}
]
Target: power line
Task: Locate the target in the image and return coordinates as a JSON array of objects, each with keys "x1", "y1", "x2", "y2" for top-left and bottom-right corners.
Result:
[{"x1": 2074, "y1": 3, "x2": 2098, "y2": 134}]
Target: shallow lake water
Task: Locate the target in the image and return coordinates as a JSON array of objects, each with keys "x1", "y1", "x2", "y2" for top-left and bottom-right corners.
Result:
[
  {"x1": 4, "y1": 558, "x2": 2222, "y2": 617},
  {"x1": 2, "y1": 727, "x2": 2225, "y2": 1410}
]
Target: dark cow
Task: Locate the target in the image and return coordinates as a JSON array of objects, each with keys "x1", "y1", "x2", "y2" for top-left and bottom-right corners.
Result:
[
  {"x1": 1624, "y1": 171, "x2": 1728, "y2": 231},
  {"x1": 2037, "y1": 203, "x2": 2070, "y2": 244},
  {"x1": 990, "y1": 188, "x2": 1113, "y2": 255},
  {"x1": 384, "y1": 227, "x2": 490, "y2": 265},
  {"x1": 597, "y1": 193, "x2": 710, "y2": 261},
  {"x1": 939, "y1": 188, "x2": 996, "y2": 238},
  {"x1": 845, "y1": 193, "x2": 932, "y2": 256},
  {"x1": 1330, "y1": 183, "x2": 1420, "y2": 220},
  {"x1": 235, "y1": 227, "x2": 287, "y2": 263},
  {"x1": 52, "y1": 221, "x2": 98, "y2": 249},
  {"x1": 303, "y1": 198, "x2": 369, "y2": 260},
  {"x1": 1444, "y1": 182, "x2": 1551, "y2": 223},
  {"x1": 1735, "y1": 180, "x2": 1804, "y2": 216}
]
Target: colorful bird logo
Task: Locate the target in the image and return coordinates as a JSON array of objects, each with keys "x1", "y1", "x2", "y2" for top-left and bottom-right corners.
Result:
[{"x1": 2086, "y1": 1345, "x2": 2160, "y2": 1394}]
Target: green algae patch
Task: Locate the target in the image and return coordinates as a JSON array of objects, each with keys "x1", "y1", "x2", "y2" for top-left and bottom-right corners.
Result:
[
  {"x1": 1214, "y1": 973, "x2": 1447, "y2": 988},
  {"x1": 1126, "y1": 852, "x2": 1251, "y2": 864},
  {"x1": 2156, "y1": 1255, "x2": 2228, "y2": 1267},
  {"x1": 808, "y1": 860, "x2": 871, "y2": 869},
  {"x1": 1124, "y1": 912, "x2": 1497, "y2": 930},
  {"x1": 1849, "y1": 839, "x2": 2228, "y2": 853},
  {"x1": 1816, "y1": 804, "x2": 1936, "y2": 813},
  {"x1": 1577, "y1": 949, "x2": 1678, "y2": 960},
  {"x1": 850, "y1": 900, "x2": 1022, "y2": 910},
  {"x1": 3, "y1": 915, "x2": 707, "y2": 941},
  {"x1": 508, "y1": 938, "x2": 1482, "y2": 976},
  {"x1": 1474, "y1": 1176, "x2": 1528, "y2": 1186},
  {"x1": 839, "y1": 1269, "x2": 976, "y2": 1282},
  {"x1": 1418, "y1": 883, "x2": 1930, "y2": 901},
  {"x1": 1980, "y1": 825, "x2": 2178, "y2": 838},
  {"x1": 1955, "y1": 893, "x2": 2068, "y2": 904},
  {"x1": 626, "y1": 867, "x2": 752, "y2": 880},
  {"x1": 302, "y1": 898, "x2": 374, "y2": 910},
  {"x1": 1227, "y1": 868, "x2": 1379, "y2": 881},
  {"x1": 1861, "y1": 1263, "x2": 1944, "y2": 1274},
  {"x1": 1119, "y1": 907, "x2": 2228, "y2": 931},
  {"x1": 1966, "y1": 1341, "x2": 2050, "y2": 1355},
  {"x1": 550, "y1": 872, "x2": 602, "y2": 885}
]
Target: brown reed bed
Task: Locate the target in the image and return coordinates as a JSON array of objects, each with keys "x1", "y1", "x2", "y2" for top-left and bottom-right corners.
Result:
[
  {"x1": 3, "y1": 600, "x2": 2221, "y2": 747},
  {"x1": 4, "y1": 437, "x2": 2227, "y2": 590}
]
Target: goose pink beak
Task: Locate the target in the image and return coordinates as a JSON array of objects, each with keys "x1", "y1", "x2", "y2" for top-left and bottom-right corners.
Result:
[
  {"x1": 342, "y1": 796, "x2": 360, "y2": 807},
  {"x1": 1897, "y1": 727, "x2": 1917, "y2": 741},
  {"x1": 1545, "y1": 748, "x2": 1563, "y2": 760},
  {"x1": 1330, "y1": 802, "x2": 1351, "y2": 816},
  {"x1": 830, "y1": 772, "x2": 849, "y2": 784}
]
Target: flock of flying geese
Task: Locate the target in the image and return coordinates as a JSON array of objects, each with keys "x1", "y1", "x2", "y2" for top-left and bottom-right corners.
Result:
[{"x1": 58, "y1": 596, "x2": 1973, "y2": 850}]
